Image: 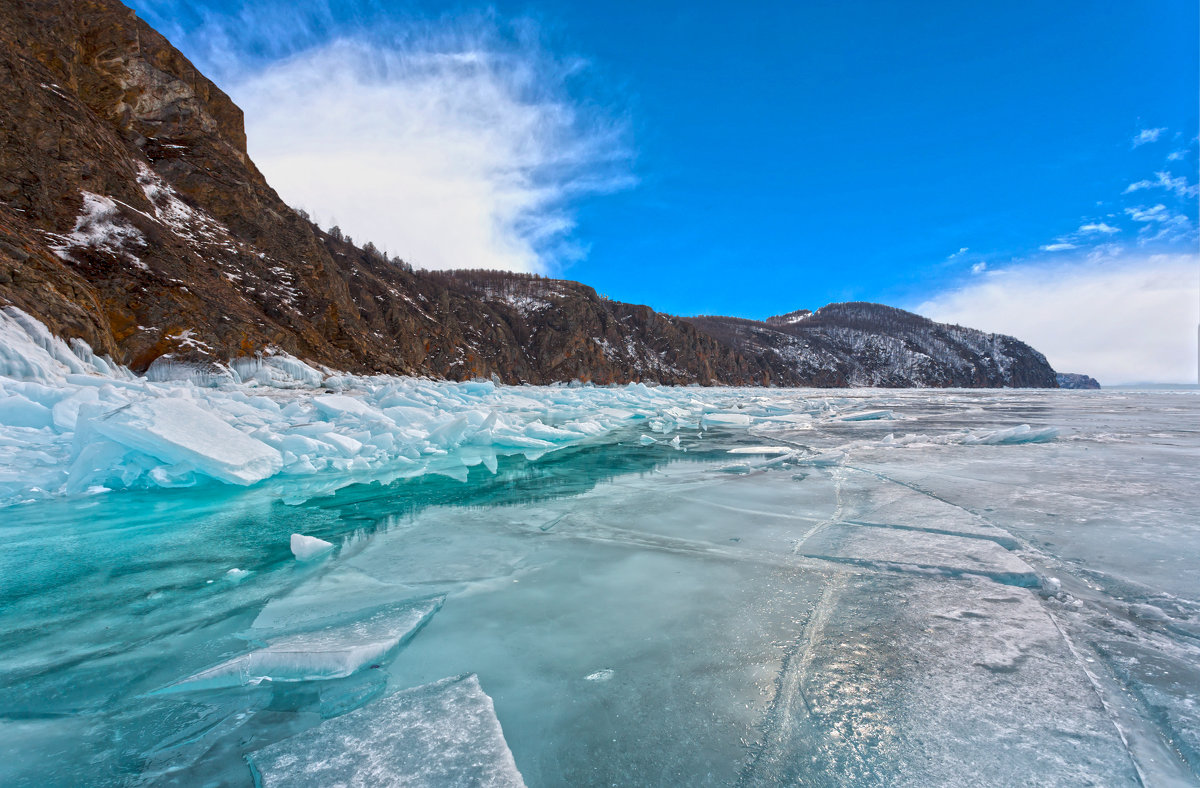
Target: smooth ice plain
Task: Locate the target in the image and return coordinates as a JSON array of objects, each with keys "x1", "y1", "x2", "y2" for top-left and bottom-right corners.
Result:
[{"x1": 1, "y1": 308, "x2": 1198, "y2": 786}]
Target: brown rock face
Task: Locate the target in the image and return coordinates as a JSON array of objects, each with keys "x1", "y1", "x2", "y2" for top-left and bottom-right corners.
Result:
[
  {"x1": 0, "y1": 0, "x2": 769, "y2": 384},
  {"x1": 0, "y1": 0, "x2": 1057, "y2": 388},
  {"x1": 420, "y1": 271, "x2": 775, "y2": 384}
]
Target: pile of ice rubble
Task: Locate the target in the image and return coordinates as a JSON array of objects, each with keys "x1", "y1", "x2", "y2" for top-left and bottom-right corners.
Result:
[{"x1": 0, "y1": 306, "x2": 1058, "y2": 506}]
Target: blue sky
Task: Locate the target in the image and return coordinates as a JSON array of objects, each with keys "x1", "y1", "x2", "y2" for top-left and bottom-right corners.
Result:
[{"x1": 130, "y1": 0, "x2": 1199, "y2": 382}]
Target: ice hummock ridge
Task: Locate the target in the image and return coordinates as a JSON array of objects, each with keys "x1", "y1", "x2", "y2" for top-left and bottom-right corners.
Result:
[
  {"x1": 0, "y1": 309, "x2": 722, "y2": 506},
  {"x1": 0, "y1": 308, "x2": 1062, "y2": 507}
]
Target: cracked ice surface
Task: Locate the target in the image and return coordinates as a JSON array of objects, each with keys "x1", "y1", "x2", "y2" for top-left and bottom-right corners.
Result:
[
  {"x1": 249, "y1": 673, "x2": 526, "y2": 788},
  {"x1": 1, "y1": 310, "x2": 1199, "y2": 786}
]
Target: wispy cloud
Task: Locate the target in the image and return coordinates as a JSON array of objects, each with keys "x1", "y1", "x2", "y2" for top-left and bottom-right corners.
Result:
[
  {"x1": 1124, "y1": 204, "x2": 1193, "y2": 245},
  {"x1": 1125, "y1": 204, "x2": 1172, "y2": 223},
  {"x1": 918, "y1": 253, "x2": 1199, "y2": 384},
  {"x1": 1025, "y1": 128, "x2": 1196, "y2": 260},
  {"x1": 1123, "y1": 171, "x2": 1199, "y2": 199},
  {"x1": 970, "y1": 261, "x2": 987, "y2": 274},
  {"x1": 1085, "y1": 242, "x2": 1125, "y2": 262},
  {"x1": 945, "y1": 247, "x2": 969, "y2": 260},
  {"x1": 1132, "y1": 127, "x2": 1167, "y2": 147}
]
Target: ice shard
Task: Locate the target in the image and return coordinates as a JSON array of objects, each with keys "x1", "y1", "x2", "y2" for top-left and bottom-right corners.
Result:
[
  {"x1": 160, "y1": 597, "x2": 443, "y2": 692},
  {"x1": 248, "y1": 674, "x2": 526, "y2": 787},
  {"x1": 92, "y1": 397, "x2": 282, "y2": 485}
]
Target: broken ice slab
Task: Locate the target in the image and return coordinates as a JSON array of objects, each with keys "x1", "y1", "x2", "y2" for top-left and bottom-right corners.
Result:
[
  {"x1": 701, "y1": 412, "x2": 753, "y2": 427},
  {"x1": 961, "y1": 424, "x2": 1058, "y2": 445},
  {"x1": 159, "y1": 597, "x2": 443, "y2": 692},
  {"x1": 799, "y1": 523, "x2": 1039, "y2": 586},
  {"x1": 727, "y1": 446, "x2": 793, "y2": 455},
  {"x1": 290, "y1": 533, "x2": 333, "y2": 561},
  {"x1": 248, "y1": 673, "x2": 526, "y2": 788},
  {"x1": 92, "y1": 397, "x2": 282, "y2": 485},
  {"x1": 837, "y1": 409, "x2": 895, "y2": 421},
  {"x1": 0, "y1": 391, "x2": 55, "y2": 428},
  {"x1": 310, "y1": 394, "x2": 386, "y2": 421}
]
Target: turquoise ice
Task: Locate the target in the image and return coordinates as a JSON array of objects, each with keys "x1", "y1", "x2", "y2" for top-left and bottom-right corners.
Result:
[{"x1": 1, "y1": 308, "x2": 1197, "y2": 786}]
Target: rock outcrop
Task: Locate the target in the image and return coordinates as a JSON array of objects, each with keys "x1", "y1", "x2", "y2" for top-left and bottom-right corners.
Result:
[
  {"x1": 1056, "y1": 373, "x2": 1101, "y2": 389},
  {"x1": 0, "y1": 0, "x2": 770, "y2": 384},
  {"x1": 687, "y1": 303, "x2": 1059, "y2": 388}
]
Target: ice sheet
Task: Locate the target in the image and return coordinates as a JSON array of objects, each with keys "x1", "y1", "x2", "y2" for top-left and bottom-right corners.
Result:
[
  {"x1": 252, "y1": 567, "x2": 413, "y2": 633},
  {"x1": 249, "y1": 673, "x2": 525, "y2": 787},
  {"x1": 845, "y1": 482, "x2": 1022, "y2": 548},
  {"x1": 1, "y1": 308, "x2": 1197, "y2": 786},
  {"x1": 799, "y1": 522, "x2": 1040, "y2": 586},
  {"x1": 739, "y1": 574, "x2": 1143, "y2": 786},
  {"x1": 702, "y1": 412, "x2": 753, "y2": 427}
]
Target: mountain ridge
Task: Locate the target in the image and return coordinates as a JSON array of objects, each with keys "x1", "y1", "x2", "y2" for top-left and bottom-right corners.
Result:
[
  {"x1": 0, "y1": 0, "x2": 1059, "y2": 388},
  {"x1": 687, "y1": 303, "x2": 1057, "y2": 387}
]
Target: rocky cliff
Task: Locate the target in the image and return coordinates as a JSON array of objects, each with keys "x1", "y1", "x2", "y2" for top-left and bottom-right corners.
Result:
[
  {"x1": 0, "y1": 0, "x2": 772, "y2": 384},
  {"x1": 687, "y1": 303, "x2": 1059, "y2": 388},
  {"x1": 0, "y1": 0, "x2": 1058, "y2": 388},
  {"x1": 1056, "y1": 373, "x2": 1101, "y2": 389}
]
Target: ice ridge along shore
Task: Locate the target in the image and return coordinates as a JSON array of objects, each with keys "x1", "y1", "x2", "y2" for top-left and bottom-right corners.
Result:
[{"x1": 0, "y1": 306, "x2": 1058, "y2": 507}]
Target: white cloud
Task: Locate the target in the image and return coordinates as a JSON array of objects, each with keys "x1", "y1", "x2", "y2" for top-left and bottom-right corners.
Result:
[
  {"x1": 1167, "y1": 150, "x2": 1187, "y2": 161},
  {"x1": 1125, "y1": 204, "x2": 1170, "y2": 222},
  {"x1": 1077, "y1": 222, "x2": 1119, "y2": 235},
  {"x1": 1132, "y1": 127, "x2": 1166, "y2": 147},
  {"x1": 228, "y1": 34, "x2": 631, "y2": 273},
  {"x1": 1085, "y1": 243, "x2": 1125, "y2": 261},
  {"x1": 1143, "y1": 217, "x2": 1192, "y2": 245},
  {"x1": 1156, "y1": 172, "x2": 1197, "y2": 199},
  {"x1": 917, "y1": 254, "x2": 1199, "y2": 384},
  {"x1": 1039, "y1": 242, "x2": 1077, "y2": 251},
  {"x1": 970, "y1": 261, "x2": 987, "y2": 274},
  {"x1": 1123, "y1": 171, "x2": 1199, "y2": 199},
  {"x1": 1122, "y1": 204, "x2": 1193, "y2": 244},
  {"x1": 946, "y1": 247, "x2": 969, "y2": 260}
]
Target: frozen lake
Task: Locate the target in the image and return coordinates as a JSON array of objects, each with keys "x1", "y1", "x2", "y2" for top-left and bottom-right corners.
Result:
[{"x1": 1, "y1": 383, "x2": 1198, "y2": 786}]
